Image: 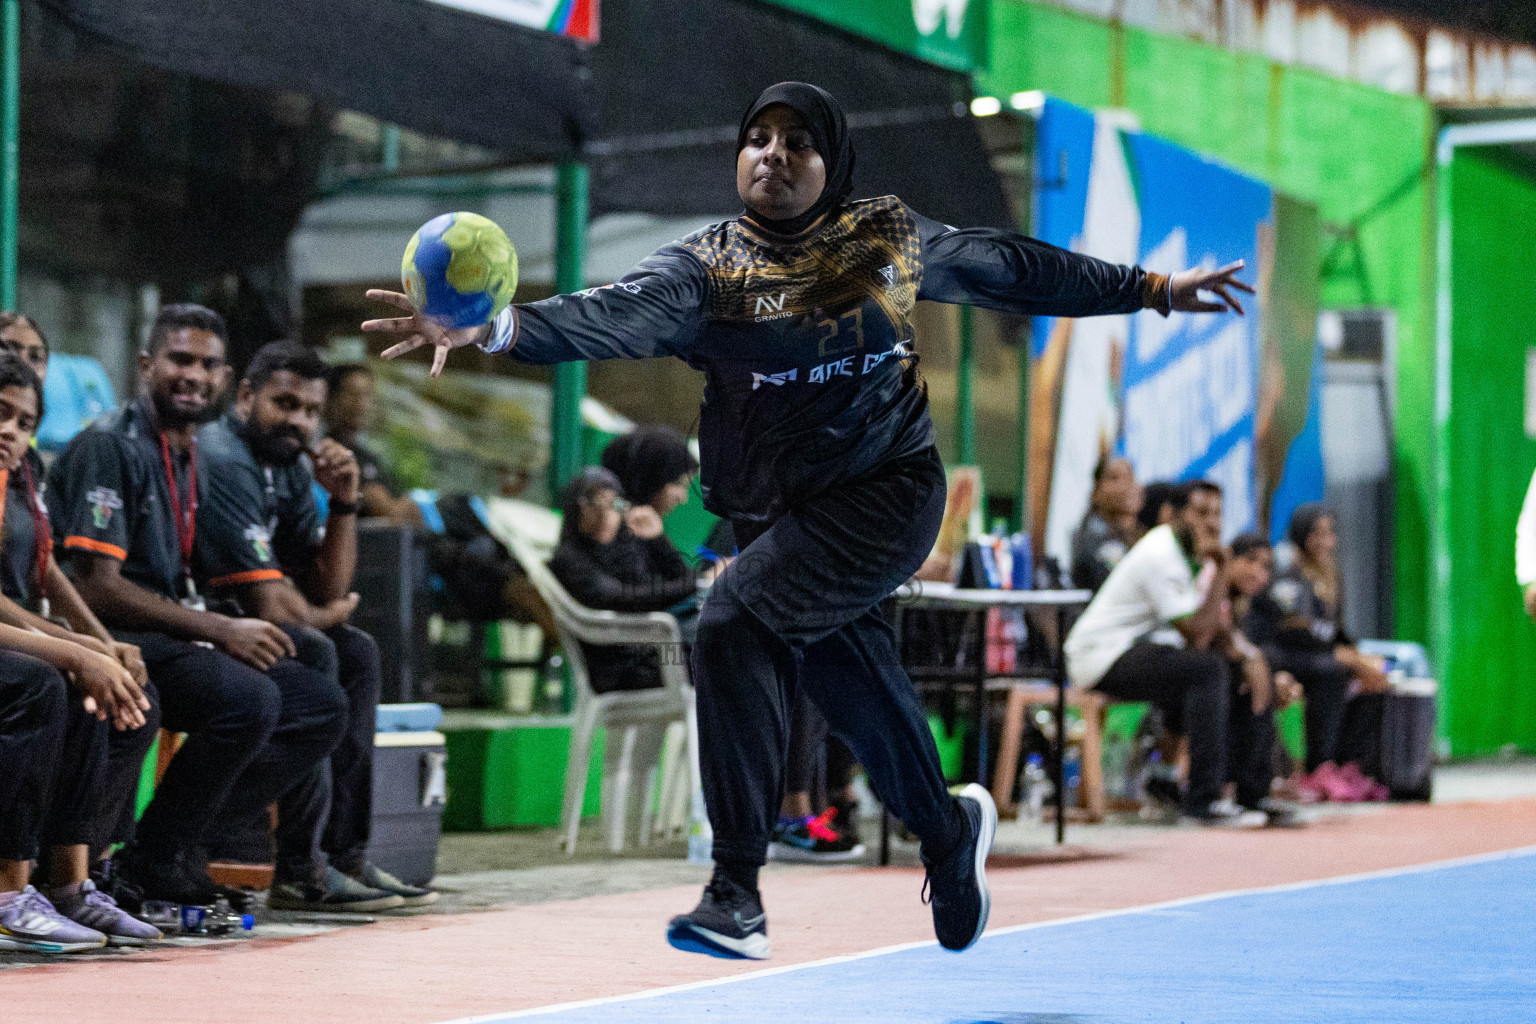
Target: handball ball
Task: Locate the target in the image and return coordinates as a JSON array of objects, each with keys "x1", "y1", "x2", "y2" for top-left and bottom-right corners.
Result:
[{"x1": 402, "y1": 212, "x2": 519, "y2": 329}]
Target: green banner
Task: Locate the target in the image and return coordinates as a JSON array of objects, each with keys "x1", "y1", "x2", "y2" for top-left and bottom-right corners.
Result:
[{"x1": 761, "y1": 0, "x2": 988, "y2": 73}]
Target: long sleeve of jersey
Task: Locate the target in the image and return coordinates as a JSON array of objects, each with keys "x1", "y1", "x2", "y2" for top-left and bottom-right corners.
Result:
[
  {"x1": 913, "y1": 210, "x2": 1154, "y2": 318},
  {"x1": 481, "y1": 245, "x2": 709, "y2": 365}
]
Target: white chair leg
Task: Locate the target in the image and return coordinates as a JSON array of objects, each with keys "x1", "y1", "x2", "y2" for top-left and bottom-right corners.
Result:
[
  {"x1": 633, "y1": 722, "x2": 669, "y2": 848},
  {"x1": 604, "y1": 724, "x2": 638, "y2": 854},
  {"x1": 657, "y1": 720, "x2": 690, "y2": 838},
  {"x1": 561, "y1": 702, "x2": 597, "y2": 856}
]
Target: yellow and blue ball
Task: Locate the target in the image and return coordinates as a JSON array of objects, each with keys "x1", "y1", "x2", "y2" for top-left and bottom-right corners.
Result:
[{"x1": 402, "y1": 212, "x2": 519, "y2": 329}]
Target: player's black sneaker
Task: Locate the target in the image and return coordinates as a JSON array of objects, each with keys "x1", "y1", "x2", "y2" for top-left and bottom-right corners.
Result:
[
  {"x1": 922, "y1": 783, "x2": 998, "y2": 952},
  {"x1": 666, "y1": 873, "x2": 770, "y2": 960}
]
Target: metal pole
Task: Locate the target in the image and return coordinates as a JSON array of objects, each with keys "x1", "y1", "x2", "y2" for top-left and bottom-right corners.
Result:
[
  {"x1": 550, "y1": 159, "x2": 589, "y2": 498},
  {"x1": 1, "y1": 0, "x2": 18, "y2": 311},
  {"x1": 380, "y1": 124, "x2": 401, "y2": 174},
  {"x1": 957, "y1": 304, "x2": 976, "y2": 464}
]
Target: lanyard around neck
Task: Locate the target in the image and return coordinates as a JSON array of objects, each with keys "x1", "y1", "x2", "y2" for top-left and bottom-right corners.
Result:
[{"x1": 158, "y1": 431, "x2": 197, "y2": 577}]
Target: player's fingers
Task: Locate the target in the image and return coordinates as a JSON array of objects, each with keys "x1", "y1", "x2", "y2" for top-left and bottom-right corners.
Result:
[
  {"x1": 1215, "y1": 285, "x2": 1245, "y2": 315},
  {"x1": 1187, "y1": 298, "x2": 1227, "y2": 313},
  {"x1": 380, "y1": 334, "x2": 430, "y2": 360},
  {"x1": 365, "y1": 289, "x2": 416, "y2": 312},
  {"x1": 430, "y1": 343, "x2": 449, "y2": 378},
  {"x1": 1225, "y1": 275, "x2": 1257, "y2": 295},
  {"x1": 361, "y1": 316, "x2": 417, "y2": 334},
  {"x1": 1213, "y1": 260, "x2": 1245, "y2": 277}
]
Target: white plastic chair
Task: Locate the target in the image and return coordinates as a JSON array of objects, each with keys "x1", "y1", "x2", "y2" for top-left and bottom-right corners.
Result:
[{"x1": 507, "y1": 535, "x2": 699, "y2": 855}]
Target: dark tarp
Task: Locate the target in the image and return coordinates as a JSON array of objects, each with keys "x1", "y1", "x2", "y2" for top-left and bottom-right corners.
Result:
[
  {"x1": 37, "y1": 0, "x2": 1010, "y2": 230},
  {"x1": 32, "y1": 0, "x2": 592, "y2": 163}
]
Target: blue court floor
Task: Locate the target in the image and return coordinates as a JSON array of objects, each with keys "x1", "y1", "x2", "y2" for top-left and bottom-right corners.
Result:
[{"x1": 454, "y1": 848, "x2": 1536, "y2": 1024}]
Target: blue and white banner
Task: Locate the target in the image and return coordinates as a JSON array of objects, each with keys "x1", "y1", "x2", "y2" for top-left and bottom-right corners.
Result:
[{"x1": 1030, "y1": 98, "x2": 1272, "y2": 565}]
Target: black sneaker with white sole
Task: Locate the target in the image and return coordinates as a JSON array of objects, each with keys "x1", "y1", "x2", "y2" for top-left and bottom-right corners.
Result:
[
  {"x1": 666, "y1": 873, "x2": 770, "y2": 960},
  {"x1": 267, "y1": 866, "x2": 405, "y2": 913},
  {"x1": 922, "y1": 783, "x2": 998, "y2": 953}
]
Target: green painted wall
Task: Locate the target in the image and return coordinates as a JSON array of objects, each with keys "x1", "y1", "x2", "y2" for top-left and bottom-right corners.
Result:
[
  {"x1": 1442, "y1": 153, "x2": 1536, "y2": 756},
  {"x1": 979, "y1": 1, "x2": 1437, "y2": 650}
]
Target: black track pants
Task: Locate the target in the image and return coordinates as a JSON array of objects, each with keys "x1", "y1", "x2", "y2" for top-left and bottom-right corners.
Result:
[{"x1": 692, "y1": 447, "x2": 961, "y2": 868}]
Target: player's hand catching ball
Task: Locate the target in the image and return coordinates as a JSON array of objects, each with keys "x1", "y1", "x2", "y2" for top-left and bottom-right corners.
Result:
[
  {"x1": 1169, "y1": 260, "x2": 1255, "y2": 315},
  {"x1": 363, "y1": 290, "x2": 495, "y2": 378},
  {"x1": 311, "y1": 438, "x2": 361, "y2": 503}
]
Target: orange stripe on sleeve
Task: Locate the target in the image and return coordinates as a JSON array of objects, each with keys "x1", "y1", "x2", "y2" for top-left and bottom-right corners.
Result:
[
  {"x1": 207, "y1": 569, "x2": 284, "y2": 588},
  {"x1": 63, "y1": 536, "x2": 127, "y2": 560}
]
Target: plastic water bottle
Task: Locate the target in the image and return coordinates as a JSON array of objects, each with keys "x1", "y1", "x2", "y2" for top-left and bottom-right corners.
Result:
[
  {"x1": 1023, "y1": 753, "x2": 1049, "y2": 822},
  {"x1": 687, "y1": 772, "x2": 713, "y2": 865},
  {"x1": 1063, "y1": 744, "x2": 1082, "y2": 811},
  {"x1": 1010, "y1": 533, "x2": 1033, "y2": 591}
]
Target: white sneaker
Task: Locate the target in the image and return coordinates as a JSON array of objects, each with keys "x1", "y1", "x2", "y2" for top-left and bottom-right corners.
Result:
[{"x1": 1181, "y1": 801, "x2": 1268, "y2": 829}]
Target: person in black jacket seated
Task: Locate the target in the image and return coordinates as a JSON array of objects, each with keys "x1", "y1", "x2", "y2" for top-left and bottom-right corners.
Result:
[
  {"x1": 1248, "y1": 504, "x2": 1390, "y2": 802},
  {"x1": 549, "y1": 467, "x2": 696, "y2": 693}
]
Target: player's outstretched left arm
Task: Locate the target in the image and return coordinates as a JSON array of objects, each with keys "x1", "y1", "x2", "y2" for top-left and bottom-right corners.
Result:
[{"x1": 912, "y1": 206, "x2": 1254, "y2": 320}]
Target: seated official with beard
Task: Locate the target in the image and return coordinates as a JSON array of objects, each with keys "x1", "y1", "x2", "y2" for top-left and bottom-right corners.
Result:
[{"x1": 194, "y1": 341, "x2": 434, "y2": 911}]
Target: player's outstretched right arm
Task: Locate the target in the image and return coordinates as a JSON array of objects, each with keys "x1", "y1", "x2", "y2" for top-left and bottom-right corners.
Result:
[{"x1": 366, "y1": 245, "x2": 707, "y2": 376}]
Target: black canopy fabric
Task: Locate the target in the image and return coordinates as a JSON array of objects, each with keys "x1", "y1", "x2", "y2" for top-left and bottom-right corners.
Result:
[
  {"x1": 35, "y1": 0, "x2": 1010, "y2": 231},
  {"x1": 32, "y1": 0, "x2": 592, "y2": 164}
]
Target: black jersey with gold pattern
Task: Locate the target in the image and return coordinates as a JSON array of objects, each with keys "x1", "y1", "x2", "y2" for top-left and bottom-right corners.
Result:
[{"x1": 488, "y1": 197, "x2": 1152, "y2": 524}]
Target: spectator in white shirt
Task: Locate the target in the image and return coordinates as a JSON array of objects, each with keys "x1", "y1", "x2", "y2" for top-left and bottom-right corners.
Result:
[{"x1": 1065, "y1": 481, "x2": 1263, "y2": 826}]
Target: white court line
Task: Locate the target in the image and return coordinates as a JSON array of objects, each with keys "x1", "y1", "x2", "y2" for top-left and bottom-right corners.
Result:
[{"x1": 434, "y1": 843, "x2": 1536, "y2": 1024}]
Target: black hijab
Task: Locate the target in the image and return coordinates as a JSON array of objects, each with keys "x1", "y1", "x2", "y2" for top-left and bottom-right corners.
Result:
[
  {"x1": 736, "y1": 82, "x2": 856, "y2": 237},
  {"x1": 601, "y1": 425, "x2": 698, "y2": 509}
]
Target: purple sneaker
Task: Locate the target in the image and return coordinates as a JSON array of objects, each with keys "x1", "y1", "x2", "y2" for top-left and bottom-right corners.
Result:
[
  {"x1": 0, "y1": 886, "x2": 107, "y2": 953},
  {"x1": 49, "y1": 880, "x2": 162, "y2": 947}
]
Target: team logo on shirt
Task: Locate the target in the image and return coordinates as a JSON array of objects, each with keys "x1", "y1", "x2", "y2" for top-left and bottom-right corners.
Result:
[
  {"x1": 751, "y1": 368, "x2": 798, "y2": 390},
  {"x1": 86, "y1": 487, "x2": 122, "y2": 530},
  {"x1": 244, "y1": 524, "x2": 273, "y2": 564}
]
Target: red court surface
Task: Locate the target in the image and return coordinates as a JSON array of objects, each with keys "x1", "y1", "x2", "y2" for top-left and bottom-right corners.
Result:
[{"x1": 7, "y1": 798, "x2": 1534, "y2": 1024}]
